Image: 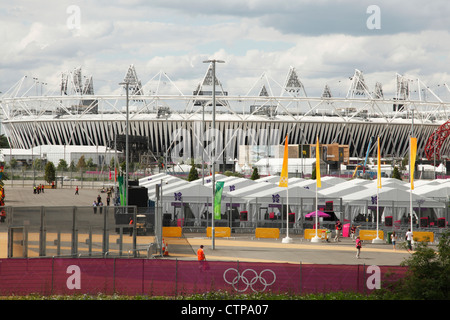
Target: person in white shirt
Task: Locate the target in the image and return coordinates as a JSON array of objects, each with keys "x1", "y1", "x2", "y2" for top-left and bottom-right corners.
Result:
[{"x1": 405, "y1": 229, "x2": 413, "y2": 251}]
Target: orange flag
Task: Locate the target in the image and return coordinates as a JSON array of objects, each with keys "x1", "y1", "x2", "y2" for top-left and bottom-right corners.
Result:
[
  {"x1": 316, "y1": 137, "x2": 321, "y2": 188},
  {"x1": 279, "y1": 135, "x2": 288, "y2": 187}
]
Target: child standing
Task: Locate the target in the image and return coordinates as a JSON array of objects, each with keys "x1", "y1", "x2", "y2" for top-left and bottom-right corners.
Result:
[
  {"x1": 355, "y1": 236, "x2": 362, "y2": 259},
  {"x1": 391, "y1": 232, "x2": 397, "y2": 251}
]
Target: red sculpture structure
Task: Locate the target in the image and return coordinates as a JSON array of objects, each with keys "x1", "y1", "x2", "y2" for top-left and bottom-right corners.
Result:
[{"x1": 424, "y1": 119, "x2": 450, "y2": 161}]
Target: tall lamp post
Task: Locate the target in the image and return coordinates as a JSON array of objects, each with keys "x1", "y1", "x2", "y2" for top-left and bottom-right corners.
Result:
[
  {"x1": 203, "y1": 59, "x2": 224, "y2": 250},
  {"x1": 118, "y1": 80, "x2": 136, "y2": 208}
]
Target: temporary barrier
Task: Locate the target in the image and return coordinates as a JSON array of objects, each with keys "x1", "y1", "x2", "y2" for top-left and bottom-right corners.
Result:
[
  {"x1": 163, "y1": 227, "x2": 183, "y2": 237},
  {"x1": 358, "y1": 229, "x2": 384, "y2": 241},
  {"x1": 0, "y1": 258, "x2": 408, "y2": 296},
  {"x1": 255, "y1": 228, "x2": 279, "y2": 239},
  {"x1": 304, "y1": 229, "x2": 327, "y2": 240},
  {"x1": 206, "y1": 227, "x2": 231, "y2": 238},
  {"x1": 413, "y1": 231, "x2": 434, "y2": 243}
]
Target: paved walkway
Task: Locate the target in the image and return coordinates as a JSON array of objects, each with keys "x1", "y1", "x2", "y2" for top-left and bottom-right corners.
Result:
[{"x1": 1, "y1": 185, "x2": 416, "y2": 265}]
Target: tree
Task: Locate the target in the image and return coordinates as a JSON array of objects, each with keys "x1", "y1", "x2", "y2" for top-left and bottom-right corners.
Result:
[
  {"x1": 397, "y1": 231, "x2": 450, "y2": 299},
  {"x1": 57, "y1": 159, "x2": 68, "y2": 172},
  {"x1": 0, "y1": 134, "x2": 9, "y2": 148},
  {"x1": 250, "y1": 167, "x2": 260, "y2": 180},
  {"x1": 187, "y1": 164, "x2": 199, "y2": 181},
  {"x1": 392, "y1": 166, "x2": 402, "y2": 180},
  {"x1": 69, "y1": 160, "x2": 76, "y2": 171},
  {"x1": 76, "y1": 156, "x2": 86, "y2": 170},
  {"x1": 9, "y1": 158, "x2": 17, "y2": 170},
  {"x1": 378, "y1": 231, "x2": 450, "y2": 299},
  {"x1": 44, "y1": 161, "x2": 56, "y2": 184},
  {"x1": 86, "y1": 157, "x2": 95, "y2": 170},
  {"x1": 311, "y1": 167, "x2": 317, "y2": 180}
]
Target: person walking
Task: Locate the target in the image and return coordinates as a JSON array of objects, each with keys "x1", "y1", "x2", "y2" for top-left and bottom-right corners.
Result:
[
  {"x1": 75, "y1": 186, "x2": 79, "y2": 195},
  {"x1": 355, "y1": 236, "x2": 362, "y2": 259},
  {"x1": 197, "y1": 245, "x2": 207, "y2": 271},
  {"x1": 391, "y1": 232, "x2": 397, "y2": 251},
  {"x1": 334, "y1": 219, "x2": 342, "y2": 242},
  {"x1": 405, "y1": 228, "x2": 413, "y2": 251}
]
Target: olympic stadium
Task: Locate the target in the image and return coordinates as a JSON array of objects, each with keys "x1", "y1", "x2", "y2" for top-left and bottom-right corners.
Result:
[{"x1": 0, "y1": 64, "x2": 449, "y2": 169}]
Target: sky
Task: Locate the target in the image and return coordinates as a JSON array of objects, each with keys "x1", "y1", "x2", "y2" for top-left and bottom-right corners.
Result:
[{"x1": 1, "y1": 0, "x2": 450, "y2": 99}]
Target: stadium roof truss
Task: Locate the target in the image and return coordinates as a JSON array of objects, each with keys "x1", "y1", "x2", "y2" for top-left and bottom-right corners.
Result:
[{"x1": 1, "y1": 65, "x2": 450, "y2": 162}]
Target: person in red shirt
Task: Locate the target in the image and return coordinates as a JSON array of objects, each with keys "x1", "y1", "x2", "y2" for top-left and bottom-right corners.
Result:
[{"x1": 355, "y1": 237, "x2": 362, "y2": 258}]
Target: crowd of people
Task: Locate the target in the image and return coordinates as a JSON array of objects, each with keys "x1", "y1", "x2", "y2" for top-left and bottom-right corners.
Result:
[
  {"x1": 92, "y1": 187, "x2": 114, "y2": 213},
  {"x1": 33, "y1": 184, "x2": 46, "y2": 194}
]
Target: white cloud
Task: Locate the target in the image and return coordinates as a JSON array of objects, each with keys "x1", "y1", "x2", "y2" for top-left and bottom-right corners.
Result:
[{"x1": 1, "y1": 0, "x2": 450, "y2": 101}]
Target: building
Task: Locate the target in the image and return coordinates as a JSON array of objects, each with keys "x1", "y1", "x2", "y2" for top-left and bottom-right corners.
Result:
[{"x1": 1, "y1": 66, "x2": 448, "y2": 169}]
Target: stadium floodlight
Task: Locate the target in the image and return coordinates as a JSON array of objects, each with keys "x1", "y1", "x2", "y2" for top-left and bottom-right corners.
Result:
[{"x1": 202, "y1": 59, "x2": 224, "y2": 250}]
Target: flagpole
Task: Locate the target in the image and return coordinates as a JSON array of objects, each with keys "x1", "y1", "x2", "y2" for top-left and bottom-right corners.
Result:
[
  {"x1": 373, "y1": 136, "x2": 383, "y2": 243},
  {"x1": 281, "y1": 135, "x2": 292, "y2": 244},
  {"x1": 409, "y1": 136, "x2": 417, "y2": 246},
  {"x1": 311, "y1": 137, "x2": 321, "y2": 243}
]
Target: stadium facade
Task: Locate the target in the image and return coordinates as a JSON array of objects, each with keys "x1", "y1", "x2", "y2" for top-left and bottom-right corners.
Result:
[{"x1": 0, "y1": 65, "x2": 449, "y2": 168}]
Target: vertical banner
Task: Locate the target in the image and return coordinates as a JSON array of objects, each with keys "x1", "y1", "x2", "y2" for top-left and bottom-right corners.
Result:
[
  {"x1": 214, "y1": 181, "x2": 225, "y2": 220},
  {"x1": 410, "y1": 137, "x2": 417, "y2": 190},
  {"x1": 377, "y1": 136, "x2": 382, "y2": 189},
  {"x1": 316, "y1": 137, "x2": 321, "y2": 188},
  {"x1": 279, "y1": 135, "x2": 288, "y2": 188},
  {"x1": 118, "y1": 175, "x2": 125, "y2": 206}
]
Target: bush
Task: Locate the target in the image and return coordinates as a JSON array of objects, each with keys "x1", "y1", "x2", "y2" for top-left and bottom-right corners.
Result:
[{"x1": 377, "y1": 231, "x2": 449, "y2": 299}]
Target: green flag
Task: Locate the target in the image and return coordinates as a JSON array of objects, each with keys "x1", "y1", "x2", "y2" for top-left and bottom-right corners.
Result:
[
  {"x1": 118, "y1": 175, "x2": 126, "y2": 206},
  {"x1": 214, "y1": 181, "x2": 225, "y2": 220}
]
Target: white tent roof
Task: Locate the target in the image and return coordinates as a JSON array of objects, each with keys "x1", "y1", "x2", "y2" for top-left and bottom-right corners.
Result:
[
  {"x1": 248, "y1": 184, "x2": 317, "y2": 203},
  {"x1": 342, "y1": 186, "x2": 445, "y2": 208},
  {"x1": 414, "y1": 182, "x2": 450, "y2": 200},
  {"x1": 319, "y1": 179, "x2": 372, "y2": 198},
  {"x1": 227, "y1": 180, "x2": 278, "y2": 198},
  {"x1": 289, "y1": 179, "x2": 334, "y2": 191}
]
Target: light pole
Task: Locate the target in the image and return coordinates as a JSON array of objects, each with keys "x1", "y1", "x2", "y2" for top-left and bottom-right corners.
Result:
[
  {"x1": 203, "y1": 59, "x2": 224, "y2": 250},
  {"x1": 118, "y1": 80, "x2": 135, "y2": 208}
]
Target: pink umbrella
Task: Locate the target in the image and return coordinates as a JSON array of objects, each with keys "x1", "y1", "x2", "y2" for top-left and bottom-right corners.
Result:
[{"x1": 305, "y1": 210, "x2": 331, "y2": 218}]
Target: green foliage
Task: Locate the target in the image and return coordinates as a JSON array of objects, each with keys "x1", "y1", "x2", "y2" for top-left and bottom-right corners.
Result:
[
  {"x1": 44, "y1": 161, "x2": 56, "y2": 184},
  {"x1": 76, "y1": 156, "x2": 86, "y2": 170},
  {"x1": 392, "y1": 166, "x2": 402, "y2": 180},
  {"x1": 57, "y1": 159, "x2": 68, "y2": 171},
  {"x1": 224, "y1": 171, "x2": 243, "y2": 178},
  {"x1": 0, "y1": 134, "x2": 9, "y2": 148},
  {"x1": 187, "y1": 164, "x2": 199, "y2": 181},
  {"x1": 250, "y1": 167, "x2": 260, "y2": 180},
  {"x1": 378, "y1": 231, "x2": 450, "y2": 299}
]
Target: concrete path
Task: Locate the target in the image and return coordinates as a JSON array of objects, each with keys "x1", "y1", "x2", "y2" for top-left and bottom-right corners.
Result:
[{"x1": 1, "y1": 185, "x2": 416, "y2": 265}]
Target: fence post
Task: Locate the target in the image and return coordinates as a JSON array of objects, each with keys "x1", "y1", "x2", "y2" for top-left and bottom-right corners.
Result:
[
  {"x1": 51, "y1": 257, "x2": 54, "y2": 295},
  {"x1": 175, "y1": 258, "x2": 178, "y2": 296},
  {"x1": 363, "y1": 263, "x2": 366, "y2": 295},
  {"x1": 113, "y1": 258, "x2": 116, "y2": 294},
  {"x1": 299, "y1": 261, "x2": 302, "y2": 295}
]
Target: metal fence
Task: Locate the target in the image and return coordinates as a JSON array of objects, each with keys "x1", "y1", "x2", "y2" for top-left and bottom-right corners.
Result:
[
  {"x1": 4, "y1": 201, "x2": 448, "y2": 259},
  {"x1": 4, "y1": 205, "x2": 159, "y2": 259}
]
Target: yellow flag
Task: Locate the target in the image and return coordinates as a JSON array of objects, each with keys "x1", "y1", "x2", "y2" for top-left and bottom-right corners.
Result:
[
  {"x1": 410, "y1": 137, "x2": 417, "y2": 190},
  {"x1": 316, "y1": 137, "x2": 321, "y2": 188},
  {"x1": 377, "y1": 136, "x2": 382, "y2": 189},
  {"x1": 279, "y1": 135, "x2": 288, "y2": 187}
]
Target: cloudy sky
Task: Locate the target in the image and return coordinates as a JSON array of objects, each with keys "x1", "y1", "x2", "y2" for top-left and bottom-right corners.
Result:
[{"x1": 1, "y1": 0, "x2": 450, "y2": 99}]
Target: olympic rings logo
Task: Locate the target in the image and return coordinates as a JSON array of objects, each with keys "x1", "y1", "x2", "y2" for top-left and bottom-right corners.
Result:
[{"x1": 223, "y1": 268, "x2": 276, "y2": 293}]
